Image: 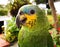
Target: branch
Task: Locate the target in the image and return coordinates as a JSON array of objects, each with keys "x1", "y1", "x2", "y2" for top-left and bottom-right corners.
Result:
[{"x1": 48, "y1": 0, "x2": 58, "y2": 29}]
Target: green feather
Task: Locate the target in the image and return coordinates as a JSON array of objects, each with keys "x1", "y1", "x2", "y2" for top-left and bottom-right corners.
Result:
[{"x1": 17, "y1": 5, "x2": 54, "y2": 47}]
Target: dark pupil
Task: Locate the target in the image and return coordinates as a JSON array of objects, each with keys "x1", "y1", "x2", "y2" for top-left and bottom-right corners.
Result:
[
  {"x1": 20, "y1": 11, "x2": 24, "y2": 15},
  {"x1": 30, "y1": 10, "x2": 35, "y2": 14}
]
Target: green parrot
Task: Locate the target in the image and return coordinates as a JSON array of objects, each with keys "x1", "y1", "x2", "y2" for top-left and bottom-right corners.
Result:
[{"x1": 16, "y1": 5, "x2": 54, "y2": 47}]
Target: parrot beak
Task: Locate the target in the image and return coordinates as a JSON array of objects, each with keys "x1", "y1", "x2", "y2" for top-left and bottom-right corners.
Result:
[
  {"x1": 16, "y1": 15, "x2": 21, "y2": 29},
  {"x1": 16, "y1": 14, "x2": 27, "y2": 28}
]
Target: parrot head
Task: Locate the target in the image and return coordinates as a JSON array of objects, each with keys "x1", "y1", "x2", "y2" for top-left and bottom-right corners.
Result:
[{"x1": 16, "y1": 5, "x2": 48, "y2": 28}]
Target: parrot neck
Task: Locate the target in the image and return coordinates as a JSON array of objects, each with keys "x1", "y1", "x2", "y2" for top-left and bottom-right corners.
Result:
[{"x1": 29, "y1": 16, "x2": 49, "y2": 31}]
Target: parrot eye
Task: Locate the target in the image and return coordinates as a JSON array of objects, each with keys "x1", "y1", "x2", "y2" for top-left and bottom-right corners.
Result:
[
  {"x1": 19, "y1": 11, "x2": 24, "y2": 15},
  {"x1": 30, "y1": 10, "x2": 35, "y2": 14}
]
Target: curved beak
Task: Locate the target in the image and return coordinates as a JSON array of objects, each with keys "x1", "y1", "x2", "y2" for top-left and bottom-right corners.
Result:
[
  {"x1": 16, "y1": 15, "x2": 21, "y2": 29},
  {"x1": 16, "y1": 14, "x2": 27, "y2": 29}
]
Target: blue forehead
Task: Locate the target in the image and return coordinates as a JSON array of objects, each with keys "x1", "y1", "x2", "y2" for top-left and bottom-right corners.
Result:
[
  {"x1": 23, "y1": 7, "x2": 30, "y2": 13},
  {"x1": 20, "y1": 6, "x2": 35, "y2": 14}
]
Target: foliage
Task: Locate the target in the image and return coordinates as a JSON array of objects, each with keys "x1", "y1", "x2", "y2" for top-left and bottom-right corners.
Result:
[
  {"x1": 57, "y1": 45, "x2": 60, "y2": 47},
  {"x1": 47, "y1": 15, "x2": 54, "y2": 25},
  {"x1": 47, "y1": 15, "x2": 60, "y2": 46},
  {"x1": 10, "y1": 0, "x2": 31, "y2": 17},
  {"x1": 47, "y1": 9, "x2": 52, "y2": 15},
  {"x1": 0, "y1": 5, "x2": 3, "y2": 8},
  {"x1": 5, "y1": 17, "x2": 19, "y2": 42},
  {"x1": 47, "y1": 15, "x2": 60, "y2": 29},
  {"x1": 0, "y1": 6, "x2": 8, "y2": 16},
  {"x1": 58, "y1": 15, "x2": 60, "y2": 27},
  {"x1": 15, "y1": 0, "x2": 30, "y2": 5},
  {"x1": 34, "y1": 0, "x2": 46, "y2": 4}
]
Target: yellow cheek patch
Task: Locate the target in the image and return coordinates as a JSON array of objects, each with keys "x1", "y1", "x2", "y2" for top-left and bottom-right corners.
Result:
[
  {"x1": 25, "y1": 14, "x2": 37, "y2": 27},
  {"x1": 25, "y1": 14, "x2": 37, "y2": 21}
]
